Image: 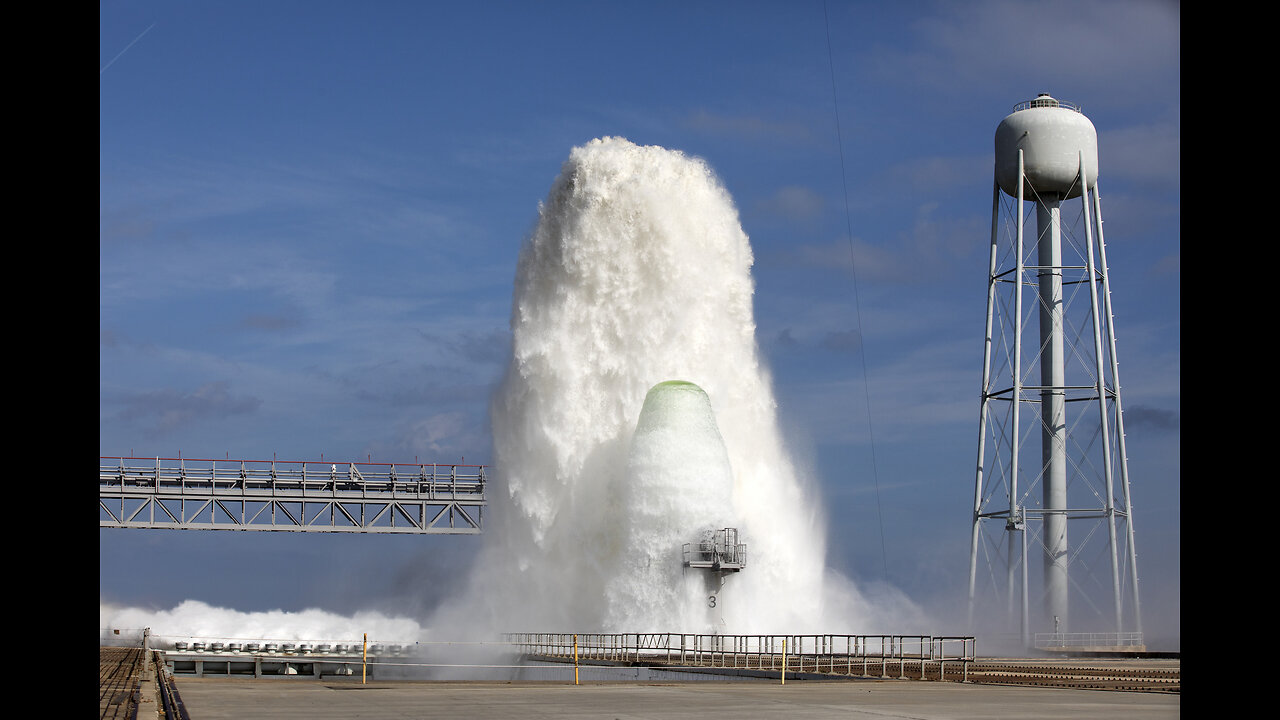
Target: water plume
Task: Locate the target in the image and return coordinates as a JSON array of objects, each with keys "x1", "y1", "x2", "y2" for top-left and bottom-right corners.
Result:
[
  {"x1": 432, "y1": 137, "x2": 848, "y2": 636},
  {"x1": 97, "y1": 138, "x2": 925, "y2": 663}
]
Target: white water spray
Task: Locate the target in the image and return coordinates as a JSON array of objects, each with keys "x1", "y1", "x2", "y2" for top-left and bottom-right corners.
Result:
[
  {"x1": 99, "y1": 600, "x2": 425, "y2": 648},
  {"x1": 607, "y1": 380, "x2": 737, "y2": 632},
  {"x1": 433, "y1": 137, "x2": 861, "y2": 635},
  {"x1": 98, "y1": 138, "x2": 924, "y2": 654}
]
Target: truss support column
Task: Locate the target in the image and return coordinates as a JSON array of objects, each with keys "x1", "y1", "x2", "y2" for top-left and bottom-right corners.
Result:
[
  {"x1": 1036, "y1": 195, "x2": 1069, "y2": 635},
  {"x1": 1079, "y1": 156, "x2": 1123, "y2": 633},
  {"x1": 1013, "y1": 150, "x2": 1029, "y2": 647},
  {"x1": 969, "y1": 179, "x2": 1002, "y2": 629},
  {"x1": 1093, "y1": 186, "x2": 1143, "y2": 636}
]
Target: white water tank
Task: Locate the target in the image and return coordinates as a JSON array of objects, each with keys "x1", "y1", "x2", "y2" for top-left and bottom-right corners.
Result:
[{"x1": 994, "y1": 94, "x2": 1098, "y2": 199}]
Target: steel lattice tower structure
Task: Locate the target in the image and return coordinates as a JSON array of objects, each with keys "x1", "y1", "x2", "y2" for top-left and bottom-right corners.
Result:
[{"x1": 967, "y1": 94, "x2": 1142, "y2": 649}]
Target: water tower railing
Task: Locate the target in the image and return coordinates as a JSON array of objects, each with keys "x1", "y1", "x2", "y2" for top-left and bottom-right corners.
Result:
[{"x1": 1011, "y1": 98, "x2": 1081, "y2": 113}]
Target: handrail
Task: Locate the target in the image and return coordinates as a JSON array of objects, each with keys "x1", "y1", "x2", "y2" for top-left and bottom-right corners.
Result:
[
  {"x1": 1034, "y1": 631, "x2": 1145, "y2": 648},
  {"x1": 1011, "y1": 98, "x2": 1081, "y2": 113},
  {"x1": 504, "y1": 632, "x2": 975, "y2": 681},
  {"x1": 101, "y1": 456, "x2": 487, "y2": 534},
  {"x1": 100, "y1": 457, "x2": 486, "y2": 496}
]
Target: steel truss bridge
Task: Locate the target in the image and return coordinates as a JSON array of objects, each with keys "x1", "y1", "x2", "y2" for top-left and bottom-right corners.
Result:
[{"x1": 100, "y1": 457, "x2": 486, "y2": 534}]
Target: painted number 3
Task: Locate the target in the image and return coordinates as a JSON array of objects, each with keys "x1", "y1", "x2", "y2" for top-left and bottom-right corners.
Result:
[{"x1": 707, "y1": 595, "x2": 717, "y2": 608}]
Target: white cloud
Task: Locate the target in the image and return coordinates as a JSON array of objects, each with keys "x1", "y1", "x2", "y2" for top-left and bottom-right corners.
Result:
[
  {"x1": 756, "y1": 185, "x2": 826, "y2": 222},
  {"x1": 862, "y1": 0, "x2": 1179, "y2": 107}
]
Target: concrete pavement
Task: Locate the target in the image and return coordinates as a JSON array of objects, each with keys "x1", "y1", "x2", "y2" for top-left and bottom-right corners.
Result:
[{"x1": 173, "y1": 677, "x2": 1179, "y2": 719}]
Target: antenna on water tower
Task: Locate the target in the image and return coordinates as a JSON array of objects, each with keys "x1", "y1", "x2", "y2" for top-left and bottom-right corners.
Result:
[{"x1": 967, "y1": 94, "x2": 1143, "y2": 652}]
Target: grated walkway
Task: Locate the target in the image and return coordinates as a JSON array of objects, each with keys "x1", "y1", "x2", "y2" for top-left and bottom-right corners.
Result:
[{"x1": 100, "y1": 647, "x2": 143, "y2": 719}]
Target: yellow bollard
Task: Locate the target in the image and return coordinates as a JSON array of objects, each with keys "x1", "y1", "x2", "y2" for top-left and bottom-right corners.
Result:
[
  {"x1": 781, "y1": 637, "x2": 787, "y2": 685},
  {"x1": 573, "y1": 634, "x2": 580, "y2": 686},
  {"x1": 362, "y1": 633, "x2": 367, "y2": 685}
]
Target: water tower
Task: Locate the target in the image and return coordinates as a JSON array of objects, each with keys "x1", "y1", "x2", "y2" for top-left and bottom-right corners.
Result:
[{"x1": 967, "y1": 94, "x2": 1143, "y2": 651}]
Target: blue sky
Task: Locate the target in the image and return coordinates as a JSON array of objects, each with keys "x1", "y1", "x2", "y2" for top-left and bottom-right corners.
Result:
[{"x1": 101, "y1": 1, "x2": 1179, "y2": 648}]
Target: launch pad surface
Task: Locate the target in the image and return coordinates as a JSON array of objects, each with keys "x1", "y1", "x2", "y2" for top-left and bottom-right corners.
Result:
[
  {"x1": 171, "y1": 675, "x2": 1180, "y2": 719},
  {"x1": 103, "y1": 643, "x2": 1179, "y2": 718}
]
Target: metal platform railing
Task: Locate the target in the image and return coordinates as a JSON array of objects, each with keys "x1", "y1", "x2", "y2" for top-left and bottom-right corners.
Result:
[
  {"x1": 100, "y1": 457, "x2": 486, "y2": 534},
  {"x1": 682, "y1": 527, "x2": 747, "y2": 570},
  {"x1": 1034, "y1": 632, "x2": 1146, "y2": 650},
  {"x1": 507, "y1": 632, "x2": 976, "y2": 682}
]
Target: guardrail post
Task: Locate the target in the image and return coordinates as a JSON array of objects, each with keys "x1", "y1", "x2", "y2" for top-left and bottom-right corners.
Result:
[{"x1": 781, "y1": 637, "x2": 787, "y2": 685}]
